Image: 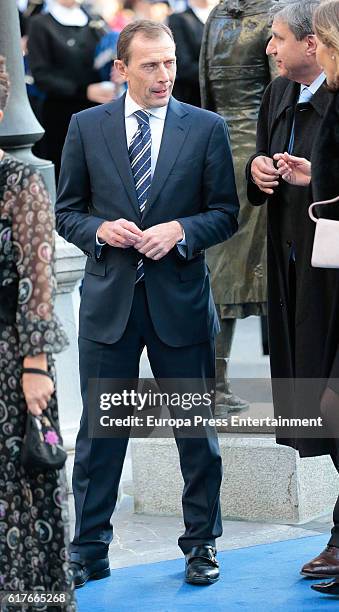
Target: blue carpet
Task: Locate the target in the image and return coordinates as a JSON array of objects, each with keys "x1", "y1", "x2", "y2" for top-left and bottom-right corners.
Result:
[{"x1": 76, "y1": 534, "x2": 338, "y2": 611}]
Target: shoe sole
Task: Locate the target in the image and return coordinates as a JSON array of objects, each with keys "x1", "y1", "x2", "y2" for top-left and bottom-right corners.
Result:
[
  {"x1": 301, "y1": 571, "x2": 339, "y2": 579},
  {"x1": 185, "y1": 576, "x2": 219, "y2": 585},
  {"x1": 75, "y1": 567, "x2": 111, "y2": 589},
  {"x1": 311, "y1": 586, "x2": 339, "y2": 596}
]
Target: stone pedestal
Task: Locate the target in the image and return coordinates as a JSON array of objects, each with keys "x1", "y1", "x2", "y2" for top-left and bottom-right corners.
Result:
[
  {"x1": 131, "y1": 434, "x2": 339, "y2": 523},
  {"x1": 54, "y1": 234, "x2": 85, "y2": 453}
]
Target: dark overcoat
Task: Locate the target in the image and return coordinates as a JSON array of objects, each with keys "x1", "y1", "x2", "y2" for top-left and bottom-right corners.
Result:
[{"x1": 246, "y1": 76, "x2": 338, "y2": 457}]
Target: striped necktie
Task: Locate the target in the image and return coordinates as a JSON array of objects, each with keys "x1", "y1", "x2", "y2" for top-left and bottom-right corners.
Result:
[
  {"x1": 288, "y1": 86, "x2": 313, "y2": 154},
  {"x1": 128, "y1": 109, "x2": 152, "y2": 284}
]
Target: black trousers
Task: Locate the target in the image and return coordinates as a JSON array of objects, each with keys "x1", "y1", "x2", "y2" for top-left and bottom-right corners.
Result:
[
  {"x1": 328, "y1": 443, "x2": 339, "y2": 547},
  {"x1": 71, "y1": 283, "x2": 223, "y2": 560}
]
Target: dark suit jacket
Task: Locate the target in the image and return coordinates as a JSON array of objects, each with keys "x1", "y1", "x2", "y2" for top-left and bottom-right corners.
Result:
[
  {"x1": 55, "y1": 94, "x2": 239, "y2": 347},
  {"x1": 245, "y1": 76, "x2": 334, "y2": 457},
  {"x1": 169, "y1": 8, "x2": 204, "y2": 106}
]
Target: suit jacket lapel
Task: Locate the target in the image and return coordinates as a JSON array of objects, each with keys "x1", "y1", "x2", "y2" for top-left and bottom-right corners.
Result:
[
  {"x1": 271, "y1": 79, "x2": 330, "y2": 149},
  {"x1": 100, "y1": 95, "x2": 141, "y2": 218},
  {"x1": 142, "y1": 97, "x2": 190, "y2": 220},
  {"x1": 272, "y1": 81, "x2": 298, "y2": 129}
]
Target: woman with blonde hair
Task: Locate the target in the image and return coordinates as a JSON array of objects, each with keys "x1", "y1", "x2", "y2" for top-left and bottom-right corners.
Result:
[
  {"x1": 0, "y1": 56, "x2": 75, "y2": 607},
  {"x1": 274, "y1": 0, "x2": 339, "y2": 596}
]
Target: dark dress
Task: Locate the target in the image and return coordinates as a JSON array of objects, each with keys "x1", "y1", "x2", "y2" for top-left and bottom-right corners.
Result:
[
  {"x1": 309, "y1": 90, "x2": 339, "y2": 547},
  {"x1": 27, "y1": 12, "x2": 105, "y2": 179},
  {"x1": 308, "y1": 91, "x2": 339, "y2": 423},
  {"x1": 0, "y1": 154, "x2": 75, "y2": 607}
]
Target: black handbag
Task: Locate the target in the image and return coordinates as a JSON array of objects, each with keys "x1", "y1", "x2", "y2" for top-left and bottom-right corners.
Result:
[{"x1": 21, "y1": 408, "x2": 67, "y2": 473}]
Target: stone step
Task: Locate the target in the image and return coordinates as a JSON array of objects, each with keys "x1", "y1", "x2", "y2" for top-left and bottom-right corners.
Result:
[{"x1": 131, "y1": 434, "x2": 339, "y2": 523}]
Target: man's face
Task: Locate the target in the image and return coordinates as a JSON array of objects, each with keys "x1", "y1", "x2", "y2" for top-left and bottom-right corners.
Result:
[
  {"x1": 115, "y1": 32, "x2": 176, "y2": 109},
  {"x1": 266, "y1": 18, "x2": 315, "y2": 82}
]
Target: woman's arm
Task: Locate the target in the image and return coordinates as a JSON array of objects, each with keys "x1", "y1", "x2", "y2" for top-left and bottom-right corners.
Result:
[
  {"x1": 273, "y1": 152, "x2": 312, "y2": 187},
  {"x1": 10, "y1": 164, "x2": 68, "y2": 414}
]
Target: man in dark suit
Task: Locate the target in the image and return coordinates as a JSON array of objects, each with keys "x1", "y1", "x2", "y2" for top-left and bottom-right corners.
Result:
[
  {"x1": 169, "y1": 0, "x2": 210, "y2": 106},
  {"x1": 56, "y1": 19, "x2": 239, "y2": 588},
  {"x1": 246, "y1": 0, "x2": 339, "y2": 585}
]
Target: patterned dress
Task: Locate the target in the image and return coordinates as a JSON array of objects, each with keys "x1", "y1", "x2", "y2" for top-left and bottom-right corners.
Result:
[{"x1": 0, "y1": 154, "x2": 75, "y2": 610}]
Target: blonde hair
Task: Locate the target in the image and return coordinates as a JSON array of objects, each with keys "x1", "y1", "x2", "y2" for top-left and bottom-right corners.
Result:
[
  {"x1": 0, "y1": 55, "x2": 10, "y2": 111},
  {"x1": 314, "y1": 0, "x2": 339, "y2": 90}
]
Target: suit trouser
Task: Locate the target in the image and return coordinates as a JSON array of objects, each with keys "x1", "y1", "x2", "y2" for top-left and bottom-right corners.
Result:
[{"x1": 71, "y1": 282, "x2": 223, "y2": 560}]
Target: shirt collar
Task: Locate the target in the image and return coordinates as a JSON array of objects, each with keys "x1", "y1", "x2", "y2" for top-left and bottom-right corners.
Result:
[
  {"x1": 300, "y1": 72, "x2": 326, "y2": 96},
  {"x1": 125, "y1": 90, "x2": 168, "y2": 121},
  {"x1": 48, "y1": 0, "x2": 88, "y2": 26},
  {"x1": 189, "y1": 5, "x2": 210, "y2": 24}
]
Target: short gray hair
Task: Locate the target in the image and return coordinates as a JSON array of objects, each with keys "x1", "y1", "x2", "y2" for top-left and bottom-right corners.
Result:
[{"x1": 270, "y1": 1, "x2": 320, "y2": 40}]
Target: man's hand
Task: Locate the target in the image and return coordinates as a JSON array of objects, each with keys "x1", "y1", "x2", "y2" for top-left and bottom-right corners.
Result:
[
  {"x1": 135, "y1": 221, "x2": 184, "y2": 260},
  {"x1": 251, "y1": 155, "x2": 280, "y2": 195},
  {"x1": 273, "y1": 152, "x2": 311, "y2": 187},
  {"x1": 97, "y1": 219, "x2": 143, "y2": 248}
]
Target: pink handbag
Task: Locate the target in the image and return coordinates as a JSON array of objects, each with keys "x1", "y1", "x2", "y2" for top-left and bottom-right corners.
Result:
[{"x1": 308, "y1": 195, "x2": 339, "y2": 268}]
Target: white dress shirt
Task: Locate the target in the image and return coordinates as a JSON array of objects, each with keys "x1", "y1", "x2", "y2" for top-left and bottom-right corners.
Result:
[
  {"x1": 96, "y1": 90, "x2": 186, "y2": 252},
  {"x1": 124, "y1": 90, "x2": 167, "y2": 178}
]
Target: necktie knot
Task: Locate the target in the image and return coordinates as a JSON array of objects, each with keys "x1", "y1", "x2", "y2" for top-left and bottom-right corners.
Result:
[
  {"x1": 134, "y1": 109, "x2": 150, "y2": 128},
  {"x1": 288, "y1": 86, "x2": 313, "y2": 153},
  {"x1": 298, "y1": 86, "x2": 313, "y2": 105}
]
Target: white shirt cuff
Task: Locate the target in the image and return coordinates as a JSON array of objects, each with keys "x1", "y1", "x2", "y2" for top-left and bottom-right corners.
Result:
[
  {"x1": 96, "y1": 230, "x2": 106, "y2": 246},
  {"x1": 177, "y1": 228, "x2": 186, "y2": 256}
]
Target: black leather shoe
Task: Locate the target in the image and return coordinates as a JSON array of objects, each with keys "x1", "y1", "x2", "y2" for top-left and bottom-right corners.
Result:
[
  {"x1": 311, "y1": 578, "x2": 339, "y2": 596},
  {"x1": 70, "y1": 557, "x2": 110, "y2": 589},
  {"x1": 185, "y1": 545, "x2": 219, "y2": 585}
]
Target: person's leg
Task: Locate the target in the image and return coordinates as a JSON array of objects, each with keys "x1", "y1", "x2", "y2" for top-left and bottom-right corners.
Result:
[
  {"x1": 310, "y1": 473, "x2": 339, "y2": 595},
  {"x1": 327, "y1": 441, "x2": 339, "y2": 548},
  {"x1": 143, "y1": 305, "x2": 222, "y2": 554},
  {"x1": 301, "y1": 442, "x2": 339, "y2": 578},
  {"x1": 214, "y1": 309, "x2": 249, "y2": 416},
  {"x1": 308, "y1": 446, "x2": 339, "y2": 593},
  {"x1": 261, "y1": 315, "x2": 269, "y2": 355},
  {"x1": 71, "y1": 290, "x2": 144, "y2": 562}
]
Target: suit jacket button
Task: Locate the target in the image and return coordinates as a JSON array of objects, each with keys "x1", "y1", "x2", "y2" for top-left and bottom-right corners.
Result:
[
  {"x1": 286, "y1": 240, "x2": 292, "y2": 247},
  {"x1": 279, "y1": 299, "x2": 284, "y2": 307}
]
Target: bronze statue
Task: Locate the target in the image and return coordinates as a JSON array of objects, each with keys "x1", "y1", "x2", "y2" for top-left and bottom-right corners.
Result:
[{"x1": 200, "y1": 0, "x2": 276, "y2": 415}]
